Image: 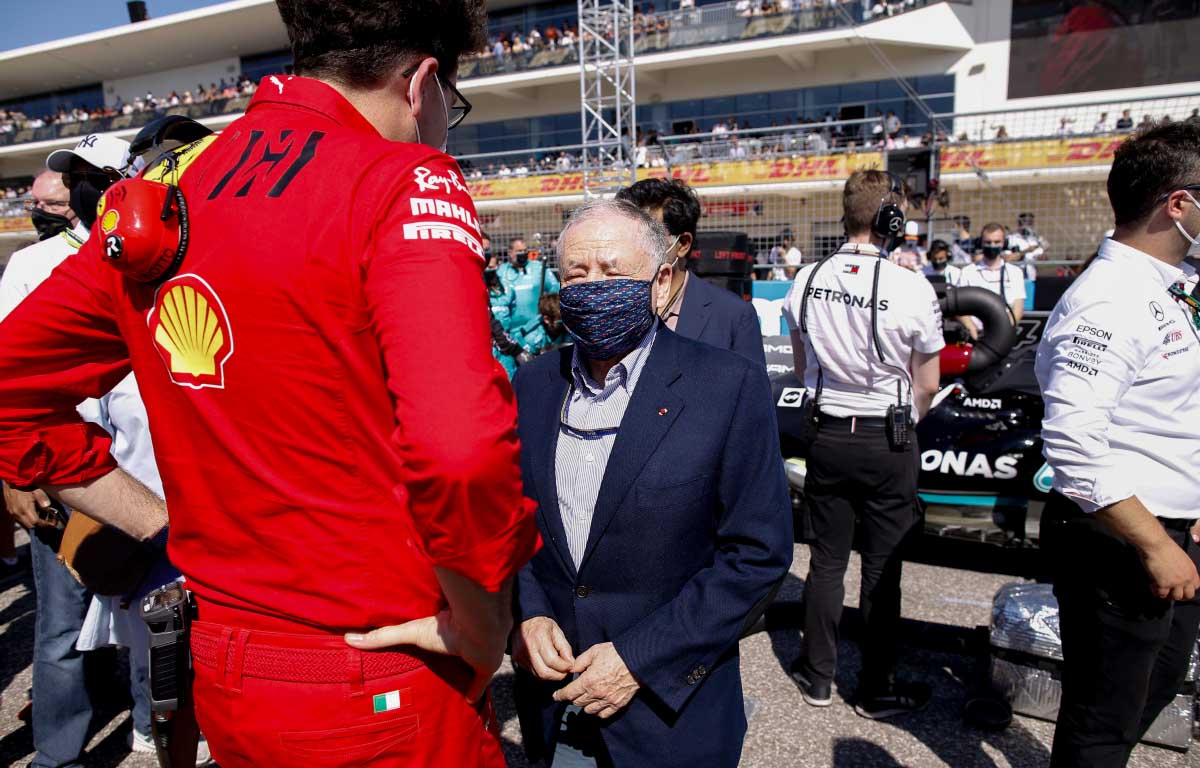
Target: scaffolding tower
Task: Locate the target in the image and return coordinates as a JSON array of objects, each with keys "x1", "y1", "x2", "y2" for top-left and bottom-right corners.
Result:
[{"x1": 577, "y1": 0, "x2": 637, "y2": 197}]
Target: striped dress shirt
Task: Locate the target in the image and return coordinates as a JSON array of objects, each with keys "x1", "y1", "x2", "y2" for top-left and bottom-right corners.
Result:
[{"x1": 555, "y1": 323, "x2": 659, "y2": 569}]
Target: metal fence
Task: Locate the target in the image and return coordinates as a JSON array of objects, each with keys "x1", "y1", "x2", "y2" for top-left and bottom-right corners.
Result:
[{"x1": 462, "y1": 92, "x2": 1200, "y2": 275}]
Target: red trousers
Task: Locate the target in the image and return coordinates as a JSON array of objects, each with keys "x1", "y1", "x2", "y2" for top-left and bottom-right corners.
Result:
[{"x1": 189, "y1": 618, "x2": 507, "y2": 767}]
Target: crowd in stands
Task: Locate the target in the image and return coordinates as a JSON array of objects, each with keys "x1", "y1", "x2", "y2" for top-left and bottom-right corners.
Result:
[
  {"x1": 0, "y1": 77, "x2": 257, "y2": 140},
  {"x1": 0, "y1": 180, "x2": 32, "y2": 218},
  {"x1": 459, "y1": 110, "x2": 941, "y2": 179}
]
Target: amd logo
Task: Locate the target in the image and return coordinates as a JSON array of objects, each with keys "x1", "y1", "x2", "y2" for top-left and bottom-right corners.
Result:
[{"x1": 961, "y1": 397, "x2": 1001, "y2": 410}]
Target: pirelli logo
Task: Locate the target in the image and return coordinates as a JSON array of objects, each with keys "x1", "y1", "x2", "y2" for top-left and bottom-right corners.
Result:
[
  {"x1": 402, "y1": 221, "x2": 484, "y2": 258},
  {"x1": 1070, "y1": 336, "x2": 1107, "y2": 352}
]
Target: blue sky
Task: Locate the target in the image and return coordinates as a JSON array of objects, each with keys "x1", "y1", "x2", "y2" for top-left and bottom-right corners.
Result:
[{"x1": 0, "y1": 0, "x2": 231, "y2": 52}]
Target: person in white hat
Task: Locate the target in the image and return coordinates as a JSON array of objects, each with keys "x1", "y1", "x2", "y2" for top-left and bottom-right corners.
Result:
[
  {"x1": 45, "y1": 133, "x2": 132, "y2": 231},
  {"x1": 889, "y1": 219, "x2": 927, "y2": 272},
  {"x1": 0, "y1": 134, "x2": 212, "y2": 766}
]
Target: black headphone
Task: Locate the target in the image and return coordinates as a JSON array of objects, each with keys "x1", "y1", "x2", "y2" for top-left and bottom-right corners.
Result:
[{"x1": 871, "y1": 171, "x2": 907, "y2": 240}]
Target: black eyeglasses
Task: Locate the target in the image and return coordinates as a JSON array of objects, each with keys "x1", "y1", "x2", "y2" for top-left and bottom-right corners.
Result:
[
  {"x1": 62, "y1": 168, "x2": 120, "y2": 190},
  {"x1": 401, "y1": 66, "x2": 472, "y2": 130},
  {"x1": 1157, "y1": 184, "x2": 1200, "y2": 203}
]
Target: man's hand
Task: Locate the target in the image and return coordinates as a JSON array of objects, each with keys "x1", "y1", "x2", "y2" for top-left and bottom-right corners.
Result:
[
  {"x1": 552, "y1": 642, "x2": 640, "y2": 719},
  {"x1": 512, "y1": 616, "x2": 574, "y2": 681},
  {"x1": 1191, "y1": 519, "x2": 1200, "y2": 545},
  {"x1": 3, "y1": 483, "x2": 55, "y2": 529},
  {"x1": 1141, "y1": 538, "x2": 1200, "y2": 601},
  {"x1": 346, "y1": 569, "x2": 513, "y2": 703}
]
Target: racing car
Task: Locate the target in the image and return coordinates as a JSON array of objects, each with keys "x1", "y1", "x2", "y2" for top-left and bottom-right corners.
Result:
[{"x1": 769, "y1": 284, "x2": 1056, "y2": 559}]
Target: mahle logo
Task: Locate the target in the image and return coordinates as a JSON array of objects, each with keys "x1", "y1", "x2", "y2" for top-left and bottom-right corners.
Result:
[{"x1": 1033, "y1": 463, "x2": 1054, "y2": 494}]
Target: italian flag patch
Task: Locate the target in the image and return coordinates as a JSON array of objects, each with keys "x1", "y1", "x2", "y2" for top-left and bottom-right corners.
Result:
[{"x1": 372, "y1": 690, "x2": 403, "y2": 714}]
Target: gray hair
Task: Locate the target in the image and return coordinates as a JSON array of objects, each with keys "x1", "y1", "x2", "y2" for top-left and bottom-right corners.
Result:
[{"x1": 556, "y1": 198, "x2": 673, "y2": 270}]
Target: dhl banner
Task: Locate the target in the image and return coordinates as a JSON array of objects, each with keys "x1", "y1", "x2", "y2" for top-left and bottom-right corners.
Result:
[
  {"x1": 468, "y1": 152, "x2": 885, "y2": 201},
  {"x1": 0, "y1": 217, "x2": 31, "y2": 233},
  {"x1": 938, "y1": 136, "x2": 1129, "y2": 174}
]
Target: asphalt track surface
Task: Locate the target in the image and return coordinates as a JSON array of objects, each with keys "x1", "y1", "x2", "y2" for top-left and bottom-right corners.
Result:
[{"x1": 1, "y1": 531, "x2": 1197, "y2": 768}]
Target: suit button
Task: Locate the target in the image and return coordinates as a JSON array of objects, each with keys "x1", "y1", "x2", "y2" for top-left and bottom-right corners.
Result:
[
  {"x1": 686, "y1": 674, "x2": 697, "y2": 685},
  {"x1": 695, "y1": 665, "x2": 707, "y2": 677},
  {"x1": 575, "y1": 586, "x2": 591, "y2": 598}
]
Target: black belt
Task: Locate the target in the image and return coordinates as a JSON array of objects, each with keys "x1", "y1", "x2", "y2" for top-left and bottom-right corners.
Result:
[
  {"x1": 1047, "y1": 492, "x2": 1197, "y2": 532},
  {"x1": 818, "y1": 414, "x2": 888, "y2": 431}
]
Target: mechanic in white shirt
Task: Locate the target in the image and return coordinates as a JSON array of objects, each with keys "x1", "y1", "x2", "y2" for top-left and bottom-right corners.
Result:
[
  {"x1": 782, "y1": 170, "x2": 943, "y2": 720},
  {"x1": 1035, "y1": 121, "x2": 1200, "y2": 768},
  {"x1": 955, "y1": 222, "x2": 1026, "y2": 337}
]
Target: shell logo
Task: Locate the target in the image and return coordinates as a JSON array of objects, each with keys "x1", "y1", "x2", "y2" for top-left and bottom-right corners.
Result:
[
  {"x1": 146, "y1": 274, "x2": 234, "y2": 389},
  {"x1": 100, "y1": 209, "x2": 119, "y2": 234}
]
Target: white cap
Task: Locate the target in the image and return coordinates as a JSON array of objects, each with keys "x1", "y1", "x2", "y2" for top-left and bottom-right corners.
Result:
[
  {"x1": 47, "y1": 133, "x2": 131, "y2": 174},
  {"x1": 904, "y1": 220, "x2": 920, "y2": 238}
]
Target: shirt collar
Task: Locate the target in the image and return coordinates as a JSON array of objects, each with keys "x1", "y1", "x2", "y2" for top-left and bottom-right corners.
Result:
[
  {"x1": 1098, "y1": 237, "x2": 1186, "y2": 289},
  {"x1": 571, "y1": 322, "x2": 659, "y2": 397},
  {"x1": 245, "y1": 76, "x2": 380, "y2": 136}
]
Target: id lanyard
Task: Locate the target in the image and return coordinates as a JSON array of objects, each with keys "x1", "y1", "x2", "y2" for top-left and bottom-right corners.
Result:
[{"x1": 1168, "y1": 284, "x2": 1200, "y2": 345}]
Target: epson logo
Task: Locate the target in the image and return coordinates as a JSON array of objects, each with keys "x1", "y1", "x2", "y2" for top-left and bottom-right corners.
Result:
[
  {"x1": 921, "y1": 450, "x2": 1020, "y2": 480},
  {"x1": 1074, "y1": 324, "x2": 1112, "y2": 341},
  {"x1": 961, "y1": 397, "x2": 1001, "y2": 410}
]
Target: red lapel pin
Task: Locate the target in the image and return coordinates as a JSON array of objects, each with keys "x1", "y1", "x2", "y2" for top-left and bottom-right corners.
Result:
[{"x1": 658, "y1": 408, "x2": 669, "y2": 416}]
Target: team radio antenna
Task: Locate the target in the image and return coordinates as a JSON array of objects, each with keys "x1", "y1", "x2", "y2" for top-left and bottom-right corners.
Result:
[{"x1": 577, "y1": 0, "x2": 638, "y2": 198}]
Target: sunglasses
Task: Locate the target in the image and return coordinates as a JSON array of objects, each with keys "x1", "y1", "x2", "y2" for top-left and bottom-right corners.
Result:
[
  {"x1": 62, "y1": 168, "x2": 121, "y2": 190},
  {"x1": 401, "y1": 66, "x2": 472, "y2": 130}
]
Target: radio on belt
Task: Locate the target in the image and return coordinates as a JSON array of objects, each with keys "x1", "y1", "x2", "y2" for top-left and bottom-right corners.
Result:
[{"x1": 141, "y1": 581, "x2": 193, "y2": 712}]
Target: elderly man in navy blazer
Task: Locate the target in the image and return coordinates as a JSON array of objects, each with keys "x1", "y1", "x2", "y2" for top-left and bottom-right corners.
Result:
[
  {"x1": 510, "y1": 198, "x2": 793, "y2": 768},
  {"x1": 616, "y1": 178, "x2": 766, "y2": 367}
]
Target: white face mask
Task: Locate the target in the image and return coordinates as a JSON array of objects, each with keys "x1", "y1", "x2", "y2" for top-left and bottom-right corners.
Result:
[{"x1": 409, "y1": 73, "x2": 450, "y2": 153}]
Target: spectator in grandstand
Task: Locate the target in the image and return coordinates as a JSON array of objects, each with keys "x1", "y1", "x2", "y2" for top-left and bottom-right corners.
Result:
[
  {"x1": 1057, "y1": 116, "x2": 1076, "y2": 136},
  {"x1": 885, "y1": 110, "x2": 901, "y2": 138},
  {"x1": 956, "y1": 222, "x2": 1026, "y2": 337},
  {"x1": 1116, "y1": 108, "x2": 1134, "y2": 130},
  {"x1": 728, "y1": 135, "x2": 748, "y2": 160},
  {"x1": 1140, "y1": 114, "x2": 1154, "y2": 130},
  {"x1": 950, "y1": 215, "x2": 975, "y2": 264},
  {"x1": 922, "y1": 239, "x2": 960, "y2": 284},
  {"x1": 1094, "y1": 111, "x2": 1109, "y2": 133},
  {"x1": 1008, "y1": 211, "x2": 1046, "y2": 280}
]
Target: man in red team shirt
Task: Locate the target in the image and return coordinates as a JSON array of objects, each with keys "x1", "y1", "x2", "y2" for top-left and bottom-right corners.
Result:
[{"x1": 0, "y1": 1, "x2": 538, "y2": 765}]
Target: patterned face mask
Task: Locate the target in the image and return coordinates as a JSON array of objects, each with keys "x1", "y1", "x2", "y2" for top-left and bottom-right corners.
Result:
[{"x1": 558, "y1": 278, "x2": 655, "y2": 361}]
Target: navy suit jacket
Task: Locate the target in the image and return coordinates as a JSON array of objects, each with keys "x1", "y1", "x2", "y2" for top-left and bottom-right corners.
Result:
[
  {"x1": 511, "y1": 327, "x2": 793, "y2": 768},
  {"x1": 675, "y1": 274, "x2": 766, "y2": 369}
]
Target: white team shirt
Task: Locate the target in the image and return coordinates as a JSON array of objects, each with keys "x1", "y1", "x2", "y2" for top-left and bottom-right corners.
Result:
[
  {"x1": 956, "y1": 261, "x2": 1026, "y2": 332},
  {"x1": 0, "y1": 223, "x2": 89, "y2": 316},
  {"x1": 1007, "y1": 229, "x2": 1045, "y2": 280},
  {"x1": 923, "y1": 263, "x2": 961, "y2": 284},
  {"x1": 1036, "y1": 239, "x2": 1200, "y2": 519},
  {"x1": 784, "y1": 244, "x2": 944, "y2": 419}
]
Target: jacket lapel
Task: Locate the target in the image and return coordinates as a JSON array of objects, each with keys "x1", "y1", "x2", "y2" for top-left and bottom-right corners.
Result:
[
  {"x1": 675, "y1": 273, "x2": 713, "y2": 341},
  {"x1": 529, "y1": 349, "x2": 577, "y2": 578},
  {"x1": 577, "y1": 331, "x2": 684, "y2": 573}
]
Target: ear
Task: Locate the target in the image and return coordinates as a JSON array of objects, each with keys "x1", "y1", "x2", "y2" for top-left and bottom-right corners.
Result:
[
  {"x1": 406, "y1": 57, "x2": 440, "y2": 124},
  {"x1": 652, "y1": 262, "x2": 672, "y2": 310},
  {"x1": 1164, "y1": 189, "x2": 1194, "y2": 223},
  {"x1": 676, "y1": 232, "x2": 694, "y2": 260}
]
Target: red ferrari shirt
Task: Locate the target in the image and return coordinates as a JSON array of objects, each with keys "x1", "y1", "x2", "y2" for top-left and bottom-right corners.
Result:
[{"x1": 0, "y1": 77, "x2": 539, "y2": 632}]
